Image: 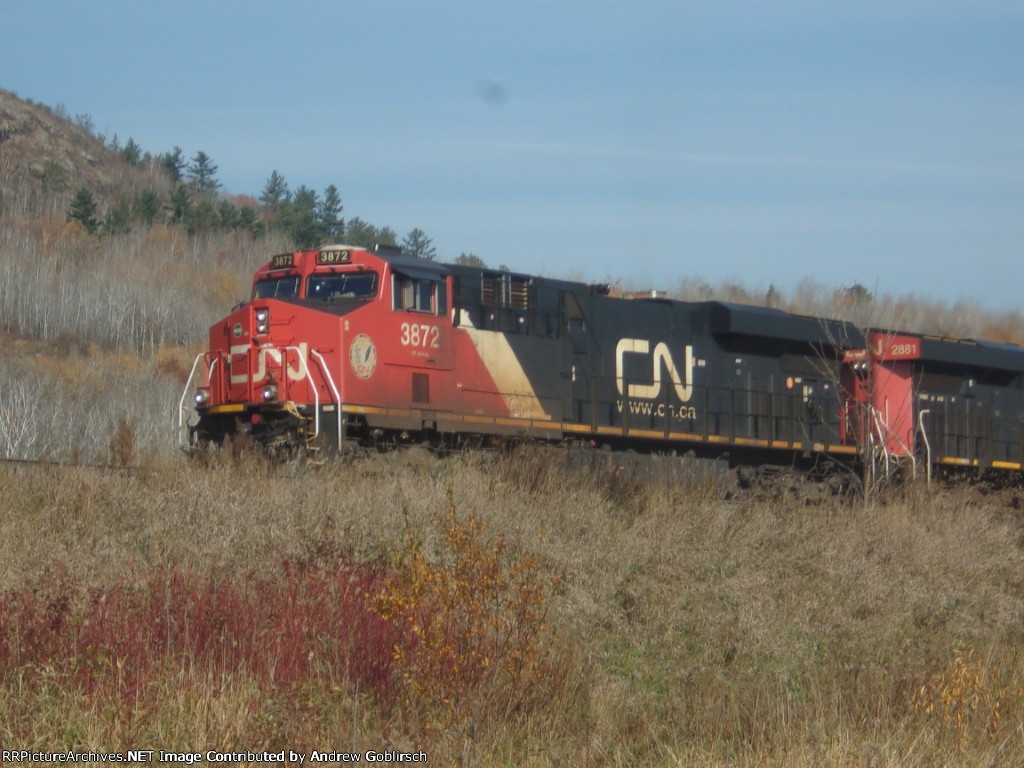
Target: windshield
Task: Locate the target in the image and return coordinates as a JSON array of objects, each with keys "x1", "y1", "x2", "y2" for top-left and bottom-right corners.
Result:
[
  {"x1": 253, "y1": 275, "x2": 299, "y2": 299},
  {"x1": 307, "y1": 272, "x2": 378, "y2": 300}
]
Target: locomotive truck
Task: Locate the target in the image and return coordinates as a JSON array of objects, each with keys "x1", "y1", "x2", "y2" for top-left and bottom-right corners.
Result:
[{"x1": 179, "y1": 244, "x2": 1024, "y2": 479}]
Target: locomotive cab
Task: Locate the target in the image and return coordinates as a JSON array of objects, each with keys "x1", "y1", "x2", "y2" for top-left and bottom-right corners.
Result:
[{"x1": 181, "y1": 245, "x2": 395, "y2": 455}]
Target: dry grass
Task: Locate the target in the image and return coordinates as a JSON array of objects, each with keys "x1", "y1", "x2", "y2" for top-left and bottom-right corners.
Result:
[{"x1": 1, "y1": 448, "x2": 1023, "y2": 765}]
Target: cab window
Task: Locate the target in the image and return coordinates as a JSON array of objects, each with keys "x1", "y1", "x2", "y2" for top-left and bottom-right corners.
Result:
[
  {"x1": 307, "y1": 271, "x2": 378, "y2": 300},
  {"x1": 253, "y1": 275, "x2": 299, "y2": 299}
]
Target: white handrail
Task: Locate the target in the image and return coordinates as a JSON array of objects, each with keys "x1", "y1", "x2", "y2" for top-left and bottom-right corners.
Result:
[
  {"x1": 282, "y1": 345, "x2": 319, "y2": 440},
  {"x1": 177, "y1": 353, "x2": 215, "y2": 448},
  {"x1": 918, "y1": 409, "x2": 932, "y2": 485},
  {"x1": 309, "y1": 349, "x2": 343, "y2": 452}
]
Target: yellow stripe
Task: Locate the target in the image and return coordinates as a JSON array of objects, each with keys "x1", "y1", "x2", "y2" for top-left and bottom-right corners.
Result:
[
  {"x1": 992, "y1": 460, "x2": 1023, "y2": 471},
  {"x1": 826, "y1": 445, "x2": 859, "y2": 455},
  {"x1": 562, "y1": 423, "x2": 591, "y2": 433},
  {"x1": 938, "y1": 456, "x2": 977, "y2": 467},
  {"x1": 207, "y1": 404, "x2": 245, "y2": 414},
  {"x1": 340, "y1": 403, "x2": 877, "y2": 460}
]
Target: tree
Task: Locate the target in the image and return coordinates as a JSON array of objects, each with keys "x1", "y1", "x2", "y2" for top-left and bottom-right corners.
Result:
[
  {"x1": 160, "y1": 147, "x2": 186, "y2": 182},
  {"x1": 67, "y1": 187, "x2": 99, "y2": 234},
  {"x1": 456, "y1": 252, "x2": 487, "y2": 268},
  {"x1": 132, "y1": 189, "x2": 161, "y2": 226},
  {"x1": 282, "y1": 185, "x2": 320, "y2": 248},
  {"x1": 377, "y1": 226, "x2": 397, "y2": 247},
  {"x1": 318, "y1": 184, "x2": 344, "y2": 240},
  {"x1": 344, "y1": 217, "x2": 376, "y2": 249},
  {"x1": 102, "y1": 196, "x2": 132, "y2": 235},
  {"x1": 844, "y1": 283, "x2": 873, "y2": 308},
  {"x1": 218, "y1": 200, "x2": 240, "y2": 230},
  {"x1": 122, "y1": 138, "x2": 143, "y2": 167},
  {"x1": 402, "y1": 227, "x2": 436, "y2": 260},
  {"x1": 345, "y1": 217, "x2": 396, "y2": 249},
  {"x1": 185, "y1": 199, "x2": 219, "y2": 234},
  {"x1": 238, "y1": 205, "x2": 264, "y2": 238},
  {"x1": 260, "y1": 170, "x2": 289, "y2": 212},
  {"x1": 40, "y1": 160, "x2": 67, "y2": 193},
  {"x1": 168, "y1": 184, "x2": 191, "y2": 224},
  {"x1": 187, "y1": 151, "x2": 220, "y2": 195}
]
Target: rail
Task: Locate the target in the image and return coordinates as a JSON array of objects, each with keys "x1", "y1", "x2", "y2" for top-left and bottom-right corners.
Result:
[
  {"x1": 281, "y1": 345, "x2": 320, "y2": 442},
  {"x1": 308, "y1": 349, "x2": 343, "y2": 452},
  {"x1": 177, "y1": 353, "x2": 218, "y2": 449},
  {"x1": 918, "y1": 409, "x2": 932, "y2": 484}
]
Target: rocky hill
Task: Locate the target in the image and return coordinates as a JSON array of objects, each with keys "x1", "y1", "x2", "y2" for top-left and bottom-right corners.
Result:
[{"x1": 0, "y1": 87, "x2": 169, "y2": 204}]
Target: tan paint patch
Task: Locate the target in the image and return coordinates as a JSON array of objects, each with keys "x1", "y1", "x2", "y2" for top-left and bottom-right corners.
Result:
[{"x1": 462, "y1": 327, "x2": 551, "y2": 420}]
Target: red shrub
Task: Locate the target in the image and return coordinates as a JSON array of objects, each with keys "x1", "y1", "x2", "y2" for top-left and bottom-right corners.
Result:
[{"x1": 0, "y1": 557, "x2": 403, "y2": 706}]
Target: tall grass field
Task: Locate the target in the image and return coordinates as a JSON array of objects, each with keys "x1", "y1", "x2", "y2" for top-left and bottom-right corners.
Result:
[{"x1": 1, "y1": 446, "x2": 1023, "y2": 766}]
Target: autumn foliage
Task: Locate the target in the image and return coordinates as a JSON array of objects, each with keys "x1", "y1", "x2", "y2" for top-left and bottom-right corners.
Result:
[{"x1": 370, "y1": 491, "x2": 564, "y2": 731}]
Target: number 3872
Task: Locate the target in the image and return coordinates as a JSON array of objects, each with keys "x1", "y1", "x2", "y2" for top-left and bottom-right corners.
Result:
[{"x1": 400, "y1": 322, "x2": 440, "y2": 348}]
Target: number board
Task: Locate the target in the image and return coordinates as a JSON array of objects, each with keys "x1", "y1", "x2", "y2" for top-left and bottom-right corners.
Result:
[
  {"x1": 869, "y1": 332, "x2": 921, "y2": 361},
  {"x1": 317, "y1": 249, "x2": 352, "y2": 265},
  {"x1": 270, "y1": 253, "x2": 294, "y2": 269}
]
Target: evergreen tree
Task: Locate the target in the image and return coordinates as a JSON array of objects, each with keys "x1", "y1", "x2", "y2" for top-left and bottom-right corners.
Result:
[
  {"x1": 160, "y1": 147, "x2": 186, "y2": 182},
  {"x1": 456, "y1": 252, "x2": 487, "y2": 268},
  {"x1": 187, "y1": 150, "x2": 220, "y2": 195},
  {"x1": 185, "y1": 199, "x2": 219, "y2": 234},
  {"x1": 377, "y1": 226, "x2": 397, "y2": 247},
  {"x1": 122, "y1": 138, "x2": 143, "y2": 167},
  {"x1": 402, "y1": 228, "x2": 436, "y2": 260},
  {"x1": 845, "y1": 283, "x2": 873, "y2": 307},
  {"x1": 260, "y1": 170, "x2": 289, "y2": 212},
  {"x1": 318, "y1": 184, "x2": 344, "y2": 240},
  {"x1": 238, "y1": 206, "x2": 264, "y2": 238},
  {"x1": 344, "y1": 218, "x2": 393, "y2": 249},
  {"x1": 344, "y1": 217, "x2": 376, "y2": 249},
  {"x1": 40, "y1": 160, "x2": 67, "y2": 193},
  {"x1": 132, "y1": 189, "x2": 161, "y2": 226},
  {"x1": 168, "y1": 184, "x2": 191, "y2": 224},
  {"x1": 102, "y1": 196, "x2": 132, "y2": 235},
  {"x1": 67, "y1": 187, "x2": 99, "y2": 234},
  {"x1": 218, "y1": 200, "x2": 240, "y2": 230},
  {"x1": 283, "y1": 185, "x2": 320, "y2": 248}
]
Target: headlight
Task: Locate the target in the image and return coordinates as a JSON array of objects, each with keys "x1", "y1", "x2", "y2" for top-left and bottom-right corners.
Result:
[
  {"x1": 261, "y1": 383, "x2": 278, "y2": 402},
  {"x1": 255, "y1": 308, "x2": 270, "y2": 335},
  {"x1": 194, "y1": 388, "x2": 210, "y2": 407}
]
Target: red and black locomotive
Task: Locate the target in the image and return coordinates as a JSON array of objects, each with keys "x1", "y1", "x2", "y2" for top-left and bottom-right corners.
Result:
[{"x1": 180, "y1": 243, "x2": 1024, "y2": 478}]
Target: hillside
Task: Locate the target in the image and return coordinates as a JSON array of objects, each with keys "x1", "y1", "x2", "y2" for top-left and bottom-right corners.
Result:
[{"x1": 0, "y1": 87, "x2": 170, "y2": 203}]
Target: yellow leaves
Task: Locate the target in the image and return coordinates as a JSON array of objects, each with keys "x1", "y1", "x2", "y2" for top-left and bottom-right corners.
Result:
[
  {"x1": 368, "y1": 489, "x2": 560, "y2": 730},
  {"x1": 913, "y1": 645, "x2": 1003, "y2": 747}
]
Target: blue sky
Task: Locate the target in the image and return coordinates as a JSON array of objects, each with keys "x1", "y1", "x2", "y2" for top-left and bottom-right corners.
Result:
[{"x1": 2, "y1": 1, "x2": 1022, "y2": 308}]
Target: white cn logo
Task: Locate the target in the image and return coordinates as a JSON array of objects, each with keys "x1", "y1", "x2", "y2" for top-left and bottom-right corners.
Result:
[
  {"x1": 229, "y1": 342, "x2": 310, "y2": 384},
  {"x1": 615, "y1": 339, "x2": 695, "y2": 402}
]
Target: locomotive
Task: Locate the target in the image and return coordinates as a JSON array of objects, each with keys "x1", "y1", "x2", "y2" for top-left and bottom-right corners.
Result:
[{"x1": 179, "y1": 244, "x2": 1024, "y2": 478}]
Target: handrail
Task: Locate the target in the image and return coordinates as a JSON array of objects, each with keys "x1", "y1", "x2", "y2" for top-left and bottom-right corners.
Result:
[
  {"x1": 282, "y1": 345, "x2": 319, "y2": 441},
  {"x1": 309, "y1": 349, "x2": 343, "y2": 452},
  {"x1": 176, "y1": 346, "x2": 341, "y2": 454},
  {"x1": 918, "y1": 409, "x2": 932, "y2": 484},
  {"x1": 177, "y1": 353, "x2": 217, "y2": 448}
]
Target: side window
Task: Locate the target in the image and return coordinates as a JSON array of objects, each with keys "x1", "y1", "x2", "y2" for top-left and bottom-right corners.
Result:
[{"x1": 393, "y1": 276, "x2": 437, "y2": 313}]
